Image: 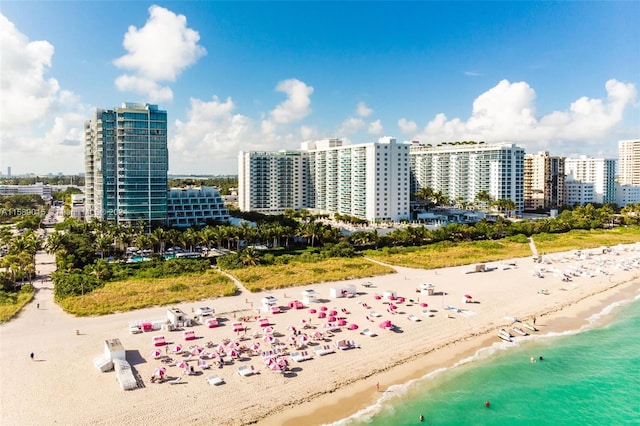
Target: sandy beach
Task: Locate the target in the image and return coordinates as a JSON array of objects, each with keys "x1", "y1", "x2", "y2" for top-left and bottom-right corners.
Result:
[{"x1": 1, "y1": 244, "x2": 639, "y2": 426}]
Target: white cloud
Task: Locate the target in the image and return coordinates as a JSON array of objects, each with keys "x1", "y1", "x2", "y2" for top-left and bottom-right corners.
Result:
[
  {"x1": 397, "y1": 118, "x2": 417, "y2": 134},
  {"x1": 339, "y1": 117, "x2": 366, "y2": 135},
  {"x1": 408, "y1": 79, "x2": 637, "y2": 153},
  {"x1": 113, "y1": 5, "x2": 206, "y2": 102},
  {"x1": 368, "y1": 119, "x2": 383, "y2": 135},
  {"x1": 356, "y1": 102, "x2": 373, "y2": 117},
  {"x1": 170, "y1": 94, "x2": 312, "y2": 174},
  {"x1": 269, "y1": 79, "x2": 314, "y2": 124},
  {"x1": 0, "y1": 14, "x2": 58, "y2": 128},
  {"x1": 0, "y1": 14, "x2": 89, "y2": 173}
]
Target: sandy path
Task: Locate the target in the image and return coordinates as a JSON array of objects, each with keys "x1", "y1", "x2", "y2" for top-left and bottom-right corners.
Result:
[{"x1": 1, "y1": 244, "x2": 639, "y2": 425}]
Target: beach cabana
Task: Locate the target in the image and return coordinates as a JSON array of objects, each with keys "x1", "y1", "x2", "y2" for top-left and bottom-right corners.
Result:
[
  {"x1": 301, "y1": 289, "x2": 318, "y2": 304},
  {"x1": 288, "y1": 300, "x2": 304, "y2": 310},
  {"x1": 329, "y1": 285, "x2": 356, "y2": 299},
  {"x1": 152, "y1": 335, "x2": 166, "y2": 346},
  {"x1": 232, "y1": 322, "x2": 245, "y2": 333},
  {"x1": 261, "y1": 296, "x2": 278, "y2": 313},
  {"x1": 167, "y1": 307, "x2": 190, "y2": 327},
  {"x1": 418, "y1": 283, "x2": 436, "y2": 296},
  {"x1": 183, "y1": 330, "x2": 196, "y2": 341},
  {"x1": 205, "y1": 318, "x2": 219, "y2": 328}
]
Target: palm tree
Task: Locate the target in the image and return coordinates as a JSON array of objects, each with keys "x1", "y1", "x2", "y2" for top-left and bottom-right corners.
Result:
[{"x1": 238, "y1": 247, "x2": 261, "y2": 266}]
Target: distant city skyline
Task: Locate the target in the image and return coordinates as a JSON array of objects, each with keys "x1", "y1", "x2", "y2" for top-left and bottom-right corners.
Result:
[{"x1": 1, "y1": 2, "x2": 638, "y2": 176}]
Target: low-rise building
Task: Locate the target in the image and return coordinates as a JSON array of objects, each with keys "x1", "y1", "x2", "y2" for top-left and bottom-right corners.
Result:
[{"x1": 167, "y1": 186, "x2": 230, "y2": 228}]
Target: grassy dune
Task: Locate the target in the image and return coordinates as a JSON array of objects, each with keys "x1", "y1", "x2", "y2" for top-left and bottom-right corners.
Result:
[
  {"x1": 58, "y1": 270, "x2": 236, "y2": 316},
  {"x1": 229, "y1": 257, "x2": 395, "y2": 293},
  {"x1": 0, "y1": 287, "x2": 34, "y2": 322},
  {"x1": 365, "y1": 238, "x2": 532, "y2": 269}
]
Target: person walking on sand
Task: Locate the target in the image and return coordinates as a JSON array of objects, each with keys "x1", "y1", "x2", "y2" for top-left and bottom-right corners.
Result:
[
  {"x1": 37, "y1": 303, "x2": 39, "y2": 309},
  {"x1": 376, "y1": 382, "x2": 380, "y2": 392},
  {"x1": 533, "y1": 316, "x2": 537, "y2": 326},
  {"x1": 30, "y1": 352, "x2": 34, "y2": 361}
]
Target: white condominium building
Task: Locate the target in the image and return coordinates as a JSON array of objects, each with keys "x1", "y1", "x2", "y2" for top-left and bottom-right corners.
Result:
[
  {"x1": 238, "y1": 137, "x2": 411, "y2": 222},
  {"x1": 565, "y1": 156, "x2": 616, "y2": 204},
  {"x1": 618, "y1": 139, "x2": 640, "y2": 186},
  {"x1": 409, "y1": 142, "x2": 525, "y2": 212},
  {"x1": 306, "y1": 137, "x2": 410, "y2": 222},
  {"x1": 238, "y1": 150, "x2": 311, "y2": 214}
]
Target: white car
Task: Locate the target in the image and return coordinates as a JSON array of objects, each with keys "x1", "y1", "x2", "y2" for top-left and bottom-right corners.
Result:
[{"x1": 195, "y1": 307, "x2": 214, "y2": 317}]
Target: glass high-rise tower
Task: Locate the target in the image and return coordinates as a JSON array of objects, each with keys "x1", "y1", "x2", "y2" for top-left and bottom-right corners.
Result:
[{"x1": 84, "y1": 102, "x2": 168, "y2": 229}]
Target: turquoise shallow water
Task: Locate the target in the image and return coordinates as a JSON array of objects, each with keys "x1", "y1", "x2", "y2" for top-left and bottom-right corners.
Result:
[{"x1": 334, "y1": 295, "x2": 640, "y2": 426}]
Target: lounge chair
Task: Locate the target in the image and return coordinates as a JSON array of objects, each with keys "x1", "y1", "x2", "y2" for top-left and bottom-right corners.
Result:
[
  {"x1": 370, "y1": 310, "x2": 382, "y2": 317},
  {"x1": 167, "y1": 377, "x2": 182, "y2": 385},
  {"x1": 408, "y1": 314, "x2": 421, "y2": 322},
  {"x1": 207, "y1": 374, "x2": 225, "y2": 385},
  {"x1": 237, "y1": 365, "x2": 256, "y2": 377},
  {"x1": 361, "y1": 328, "x2": 377, "y2": 337},
  {"x1": 313, "y1": 345, "x2": 335, "y2": 356},
  {"x1": 290, "y1": 352, "x2": 304, "y2": 362}
]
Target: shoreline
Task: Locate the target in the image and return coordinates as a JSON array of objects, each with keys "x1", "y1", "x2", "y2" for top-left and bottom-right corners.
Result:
[
  {"x1": 265, "y1": 279, "x2": 640, "y2": 426},
  {"x1": 1, "y1": 247, "x2": 639, "y2": 426}
]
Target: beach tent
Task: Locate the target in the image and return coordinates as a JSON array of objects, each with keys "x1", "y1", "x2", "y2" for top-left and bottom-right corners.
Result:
[
  {"x1": 288, "y1": 300, "x2": 304, "y2": 309},
  {"x1": 183, "y1": 330, "x2": 196, "y2": 341},
  {"x1": 206, "y1": 318, "x2": 219, "y2": 328}
]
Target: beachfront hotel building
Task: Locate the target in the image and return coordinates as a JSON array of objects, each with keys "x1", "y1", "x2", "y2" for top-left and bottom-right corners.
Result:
[
  {"x1": 523, "y1": 151, "x2": 566, "y2": 210},
  {"x1": 238, "y1": 137, "x2": 410, "y2": 222},
  {"x1": 238, "y1": 150, "x2": 311, "y2": 214},
  {"x1": 167, "y1": 186, "x2": 230, "y2": 228},
  {"x1": 84, "y1": 102, "x2": 168, "y2": 228},
  {"x1": 409, "y1": 142, "x2": 525, "y2": 213},
  {"x1": 564, "y1": 156, "x2": 616, "y2": 204},
  {"x1": 618, "y1": 139, "x2": 640, "y2": 186}
]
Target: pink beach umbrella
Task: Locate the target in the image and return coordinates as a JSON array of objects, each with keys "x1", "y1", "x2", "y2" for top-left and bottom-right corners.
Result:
[
  {"x1": 228, "y1": 341, "x2": 240, "y2": 350},
  {"x1": 374, "y1": 295, "x2": 382, "y2": 300},
  {"x1": 318, "y1": 312, "x2": 326, "y2": 319},
  {"x1": 250, "y1": 342, "x2": 260, "y2": 352},
  {"x1": 172, "y1": 344, "x2": 183, "y2": 354},
  {"x1": 348, "y1": 323, "x2": 359, "y2": 330},
  {"x1": 263, "y1": 334, "x2": 275, "y2": 343},
  {"x1": 379, "y1": 320, "x2": 393, "y2": 329},
  {"x1": 151, "y1": 349, "x2": 162, "y2": 359},
  {"x1": 313, "y1": 331, "x2": 323, "y2": 340},
  {"x1": 287, "y1": 325, "x2": 297, "y2": 334},
  {"x1": 177, "y1": 361, "x2": 187, "y2": 369},
  {"x1": 190, "y1": 347, "x2": 203, "y2": 356},
  {"x1": 217, "y1": 343, "x2": 226, "y2": 353},
  {"x1": 299, "y1": 319, "x2": 307, "y2": 326},
  {"x1": 389, "y1": 304, "x2": 397, "y2": 311},
  {"x1": 153, "y1": 367, "x2": 166, "y2": 377},
  {"x1": 309, "y1": 308, "x2": 317, "y2": 314},
  {"x1": 263, "y1": 326, "x2": 274, "y2": 335},
  {"x1": 420, "y1": 302, "x2": 428, "y2": 308},
  {"x1": 329, "y1": 310, "x2": 338, "y2": 316},
  {"x1": 287, "y1": 336, "x2": 297, "y2": 345},
  {"x1": 338, "y1": 319, "x2": 347, "y2": 326},
  {"x1": 229, "y1": 349, "x2": 238, "y2": 358},
  {"x1": 320, "y1": 306, "x2": 328, "y2": 311},
  {"x1": 328, "y1": 315, "x2": 337, "y2": 322},
  {"x1": 298, "y1": 334, "x2": 309, "y2": 344},
  {"x1": 208, "y1": 352, "x2": 217, "y2": 359},
  {"x1": 397, "y1": 297, "x2": 405, "y2": 303}
]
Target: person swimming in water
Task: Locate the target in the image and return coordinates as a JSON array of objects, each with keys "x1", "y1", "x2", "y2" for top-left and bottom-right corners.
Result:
[{"x1": 419, "y1": 413, "x2": 424, "y2": 422}]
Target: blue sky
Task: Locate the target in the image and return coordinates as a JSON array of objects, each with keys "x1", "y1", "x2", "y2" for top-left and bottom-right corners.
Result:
[{"x1": 1, "y1": 1, "x2": 638, "y2": 175}]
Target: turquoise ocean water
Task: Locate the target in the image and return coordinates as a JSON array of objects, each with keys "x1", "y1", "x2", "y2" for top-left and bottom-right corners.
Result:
[{"x1": 332, "y1": 294, "x2": 640, "y2": 426}]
